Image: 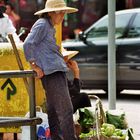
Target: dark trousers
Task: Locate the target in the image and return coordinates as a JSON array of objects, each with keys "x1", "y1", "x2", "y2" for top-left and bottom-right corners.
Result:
[{"x1": 41, "y1": 72, "x2": 77, "y2": 140}]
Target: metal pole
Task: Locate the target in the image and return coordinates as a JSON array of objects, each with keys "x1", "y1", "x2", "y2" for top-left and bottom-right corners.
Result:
[
  {"x1": 29, "y1": 76, "x2": 37, "y2": 140},
  {"x1": 108, "y1": 0, "x2": 116, "y2": 109}
]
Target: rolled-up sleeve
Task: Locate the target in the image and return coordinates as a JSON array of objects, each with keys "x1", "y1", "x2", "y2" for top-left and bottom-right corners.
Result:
[{"x1": 23, "y1": 19, "x2": 48, "y2": 62}]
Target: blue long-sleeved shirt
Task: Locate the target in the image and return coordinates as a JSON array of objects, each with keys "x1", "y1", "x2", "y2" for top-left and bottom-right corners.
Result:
[{"x1": 23, "y1": 18, "x2": 68, "y2": 75}]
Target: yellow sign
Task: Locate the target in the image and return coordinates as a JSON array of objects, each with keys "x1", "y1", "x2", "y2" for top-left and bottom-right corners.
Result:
[{"x1": 0, "y1": 24, "x2": 62, "y2": 132}]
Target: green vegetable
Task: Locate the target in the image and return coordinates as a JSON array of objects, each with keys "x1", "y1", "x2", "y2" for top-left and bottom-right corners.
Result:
[
  {"x1": 79, "y1": 130, "x2": 96, "y2": 138},
  {"x1": 101, "y1": 123, "x2": 115, "y2": 137},
  {"x1": 101, "y1": 123, "x2": 127, "y2": 139},
  {"x1": 78, "y1": 107, "x2": 95, "y2": 132},
  {"x1": 114, "y1": 129, "x2": 123, "y2": 136},
  {"x1": 106, "y1": 110, "x2": 128, "y2": 129}
]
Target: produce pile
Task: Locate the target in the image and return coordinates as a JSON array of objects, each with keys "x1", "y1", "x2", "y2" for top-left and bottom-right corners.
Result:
[
  {"x1": 76, "y1": 107, "x2": 134, "y2": 140},
  {"x1": 79, "y1": 123, "x2": 128, "y2": 139}
]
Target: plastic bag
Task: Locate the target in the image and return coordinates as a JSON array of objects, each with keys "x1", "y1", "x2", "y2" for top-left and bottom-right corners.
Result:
[
  {"x1": 21, "y1": 106, "x2": 51, "y2": 140},
  {"x1": 37, "y1": 124, "x2": 51, "y2": 140}
]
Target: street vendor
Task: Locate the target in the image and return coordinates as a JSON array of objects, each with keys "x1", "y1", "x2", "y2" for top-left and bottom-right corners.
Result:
[
  {"x1": 62, "y1": 49, "x2": 91, "y2": 113},
  {"x1": 67, "y1": 60, "x2": 91, "y2": 113},
  {"x1": 23, "y1": 0, "x2": 78, "y2": 140}
]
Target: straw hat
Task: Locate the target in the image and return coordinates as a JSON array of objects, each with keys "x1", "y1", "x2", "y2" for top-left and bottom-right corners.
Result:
[
  {"x1": 61, "y1": 49, "x2": 79, "y2": 60},
  {"x1": 34, "y1": 0, "x2": 78, "y2": 15}
]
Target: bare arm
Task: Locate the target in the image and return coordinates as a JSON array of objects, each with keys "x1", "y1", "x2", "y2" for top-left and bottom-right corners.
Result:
[
  {"x1": 11, "y1": 11, "x2": 20, "y2": 21},
  {"x1": 67, "y1": 60, "x2": 80, "y2": 79}
]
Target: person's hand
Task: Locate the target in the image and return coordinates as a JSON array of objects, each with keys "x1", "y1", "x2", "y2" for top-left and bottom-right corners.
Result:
[
  {"x1": 30, "y1": 62, "x2": 44, "y2": 78},
  {"x1": 33, "y1": 66, "x2": 44, "y2": 79},
  {"x1": 67, "y1": 60, "x2": 78, "y2": 71},
  {"x1": 67, "y1": 60, "x2": 79, "y2": 78}
]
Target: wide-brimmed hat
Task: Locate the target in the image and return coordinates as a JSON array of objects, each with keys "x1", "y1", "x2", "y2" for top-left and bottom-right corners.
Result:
[
  {"x1": 34, "y1": 0, "x2": 78, "y2": 15},
  {"x1": 61, "y1": 49, "x2": 79, "y2": 60}
]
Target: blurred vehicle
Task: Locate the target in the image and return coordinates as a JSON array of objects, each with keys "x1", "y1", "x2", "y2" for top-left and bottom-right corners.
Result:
[{"x1": 62, "y1": 8, "x2": 140, "y2": 93}]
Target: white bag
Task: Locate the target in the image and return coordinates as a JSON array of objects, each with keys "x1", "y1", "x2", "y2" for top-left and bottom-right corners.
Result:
[{"x1": 21, "y1": 106, "x2": 49, "y2": 140}]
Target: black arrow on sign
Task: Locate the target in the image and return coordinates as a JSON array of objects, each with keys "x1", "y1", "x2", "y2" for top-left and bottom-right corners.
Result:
[{"x1": 1, "y1": 78, "x2": 17, "y2": 100}]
